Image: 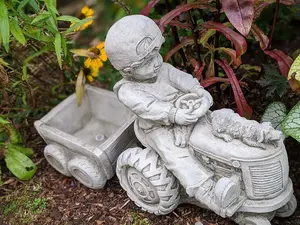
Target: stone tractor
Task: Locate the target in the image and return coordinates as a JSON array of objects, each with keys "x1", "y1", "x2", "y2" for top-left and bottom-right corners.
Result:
[{"x1": 116, "y1": 93, "x2": 297, "y2": 225}]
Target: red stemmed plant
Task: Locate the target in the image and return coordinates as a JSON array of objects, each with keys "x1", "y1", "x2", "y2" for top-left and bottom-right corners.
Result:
[{"x1": 140, "y1": 0, "x2": 299, "y2": 118}]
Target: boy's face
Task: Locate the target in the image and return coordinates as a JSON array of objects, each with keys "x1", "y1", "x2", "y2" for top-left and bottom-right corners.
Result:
[{"x1": 132, "y1": 49, "x2": 163, "y2": 81}]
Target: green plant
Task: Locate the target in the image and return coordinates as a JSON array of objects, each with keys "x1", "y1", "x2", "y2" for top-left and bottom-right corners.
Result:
[
  {"x1": 3, "y1": 201, "x2": 18, "y2": 217},
  {"x1": 0, "y1": 116, "x2": 36, "y2": 182},
  {"x1": 130, "y1": 212, "x2": 151, "y2": 225},
  {"x1": 262, "y1": 101, "x2": 300, "y2": 142},
  {"x1": 0, "y1": 0, "x2": 94, "y2": 120},
  {"x1": 0, "y1": 0, "x2": 92, "y2": 72},
  {"x1": 24, "y1": 197, "x2": 47, "y2": 214},
  {"x1": 260, "y1": 54, "x2": 300, "y2": 140},
  {"x1": 258, "y1": 64, "x2": 289, "y2": 97}
]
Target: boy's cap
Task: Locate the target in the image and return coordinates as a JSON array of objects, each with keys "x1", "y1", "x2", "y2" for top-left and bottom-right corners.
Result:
[{"x1": 105, "y1": 15, "x2": 164, "y2": 70}]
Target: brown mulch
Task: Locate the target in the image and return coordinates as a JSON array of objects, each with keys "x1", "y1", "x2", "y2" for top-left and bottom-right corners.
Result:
[{"x1": 0, "y1": 126, "x2": 299, "y2": 225}]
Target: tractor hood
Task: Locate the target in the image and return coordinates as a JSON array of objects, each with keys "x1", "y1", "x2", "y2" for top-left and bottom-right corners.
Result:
[{"x1": 189, "y1": 117, "x2": 284, "y2": 162}]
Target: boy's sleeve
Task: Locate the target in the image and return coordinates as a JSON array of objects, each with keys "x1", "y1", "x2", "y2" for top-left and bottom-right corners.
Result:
[
  {"x1": 167, "y1": 63, "x2": 213, "y2": 105},
  {"x1": 167, "y1": 63, "x2": 200, "y2": 93},
  {"x1": 118, "y1": 84, "x2": 177, "y2": 125}
]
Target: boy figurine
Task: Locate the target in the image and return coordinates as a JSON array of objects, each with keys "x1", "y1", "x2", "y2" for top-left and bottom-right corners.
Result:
[{"x1": 105, "y1": 15, "x2": 238, "y2": 217}]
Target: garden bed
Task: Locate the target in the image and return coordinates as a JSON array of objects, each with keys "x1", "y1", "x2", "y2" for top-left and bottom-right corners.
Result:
[{"x1": 0, "y1": 112, "x2": 299, "y2": 225}]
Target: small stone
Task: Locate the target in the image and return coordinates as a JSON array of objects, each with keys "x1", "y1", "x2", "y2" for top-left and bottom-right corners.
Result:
[
  {"x1": 195, "y1": 222, "x2": 203, "y2": 225},
  {"x1": 45, "y1": 217, "x2": 52, "y2": 223},
  {"x1": 50, "y1": 208, "x2": 62, "y2": 220}
]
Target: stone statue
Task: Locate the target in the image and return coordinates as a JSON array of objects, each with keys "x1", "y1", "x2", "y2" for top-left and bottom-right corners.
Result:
[
  {"x1": 210, "y1": 109, "x2": 283, "y2": 149},
  {"x1": 105, "y1": 15, "x2": 296, "y2": 225}
]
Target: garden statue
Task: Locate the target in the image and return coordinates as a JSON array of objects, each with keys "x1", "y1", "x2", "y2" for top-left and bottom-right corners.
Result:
[{"x1": 105, "y1": 15, "x2": 297, "y2": 225}]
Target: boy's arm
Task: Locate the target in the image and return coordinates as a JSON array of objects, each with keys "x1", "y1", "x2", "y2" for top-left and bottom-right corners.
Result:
[
  {"x1": 167, "y1": 63, "x2": 213, "y2": 106},
  {"x1": 118, "y1": 85, "x2": 177, "y2": 125}
]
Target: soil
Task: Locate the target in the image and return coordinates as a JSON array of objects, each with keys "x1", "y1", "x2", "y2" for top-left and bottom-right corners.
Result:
[{"x1": 0, "y1": 129, "x2": 299, "y2": 225}]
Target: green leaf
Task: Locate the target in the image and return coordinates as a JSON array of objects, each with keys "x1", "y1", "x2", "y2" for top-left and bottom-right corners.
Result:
[
  {"x1": 44, "y1": 0, "x2": 58, "y2": 25},
  {"x1": 8, "y1": 127, "x2": 22, "y2": 144},
  {"x1": 9, "y1": 17, "x2": 26, "y2": 45},
  {"x1": 199, "y1": 29, "x2": 216, "y2": 47},
  {"x1": 76, "y1": 70, "x2": 86, "y2": 106},
  {"x1": 8, "y1": 143, "x2": 34, "y2": 157},
  {"x1": 57, "y1": 15, "x2": 80, "y2": 22},
  {"x1": 28, "y1": 0, "x2": 39, "y2": 12},
  {"x1": 44, "y1": 0, "x2": 56, "y2": 7},
  {"x1": 0, "y1": 131, "x2": 9, "y2": 142},
  {"x1": 258, "y1": 64, "x2": 289, "y2": 97},
  {"x1": 0, "y1": 57, "x2": 9, "y2": 67},
  {"x1": 0, "y1": 117, "x2": 10, "y2": 125},
  {"x1": 49, "y1": 5, "x2": 59, "y2": 15},
  {"x1": 22, "y1": 92, "x2": 27, "y2": 105},
  {"x1": 54, "y1": 33, "x2": 62, "y2": 68},
  {"x1": 0, "y1": 0, "x2": 10, "y2": 52},
  {"x1": 31, "y1": 13, "x2": 51, "y2": 25},
  {"x1": 61, "y1": 36, "x2": 67, "y2": 57},
  {"x1": 288, "y1": 54, "x2": 300, "y2": 81},
  {"x1": 64, "y1": 17, "x2": 94, "y2": 34},
  {"x1": 25, "y1": 27, "x2": 41, "y2": 40},
  {"x1": 17, "y1": 0, "x2": 31, "y2": 11},
  {"x1": 283, "y1": 102, "x2": 300, "y2": 142},
  {"x1": 23, "y1": 29, "x2": 53, "y2": 43},
  {"x1": 261, "y1": 102, "x2": 287, "y2": 131},
  {"x1": 45, "y1": 17, "x2": 58, "y2": 33},
  {"x1": 5, "y1": 150, "x2": 37, "y2": 180}
]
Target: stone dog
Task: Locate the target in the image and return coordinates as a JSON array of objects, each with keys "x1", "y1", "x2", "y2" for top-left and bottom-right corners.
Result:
[{"x1": 210, "y1": 109, "x2": 282, "y2": 149}]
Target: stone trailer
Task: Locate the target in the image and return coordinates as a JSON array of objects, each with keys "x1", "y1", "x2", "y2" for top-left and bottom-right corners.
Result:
[{"x1": 34, "y1": 85, "x2": 136, "y2": 189}]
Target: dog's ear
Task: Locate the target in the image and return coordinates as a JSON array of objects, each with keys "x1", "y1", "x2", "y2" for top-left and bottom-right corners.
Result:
[{"x1": 262, "y1": 122, "x2": 272, "y2": 129}]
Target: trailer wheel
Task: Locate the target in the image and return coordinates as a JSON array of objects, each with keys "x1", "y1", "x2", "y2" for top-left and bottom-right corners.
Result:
[
  {"x1": 67, "y1": 157, "x2": 106, "y2": 189},
  {"x1": 276, "y1": 194, "x2": 297, "y2": 218},
  {"x1": 116, "y1": 147, "x2": 180, "y2": 215},
  {"x1": 44, "y1": 144, "x2": 71, "y2": 176}
]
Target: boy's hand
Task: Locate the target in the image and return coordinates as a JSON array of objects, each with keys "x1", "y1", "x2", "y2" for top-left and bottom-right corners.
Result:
[{"x1": 175, "y1": 108, "x2": 199, "y2": 125}]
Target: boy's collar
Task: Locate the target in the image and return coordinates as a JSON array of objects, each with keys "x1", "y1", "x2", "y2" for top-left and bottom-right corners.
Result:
[{"x1": 126, "y1": 76, "x2": 158, "y2": 84}]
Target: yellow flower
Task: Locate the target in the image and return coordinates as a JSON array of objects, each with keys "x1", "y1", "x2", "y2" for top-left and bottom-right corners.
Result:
[
  {"x1": 70, "y1": 6, "x2": 94, "y2": 31},
  {"x1": 81, "y1": 6, "x2": 94, "y2": 17},
  {"x1": 83, "y1": 67, "x2": 99, "y2": 83},
  {"x1": 84, "y1": 42, "x2": 107, "y2": 70},
  {"x1": 87, "y1": 75, "x2": 94, "y2": 82}
]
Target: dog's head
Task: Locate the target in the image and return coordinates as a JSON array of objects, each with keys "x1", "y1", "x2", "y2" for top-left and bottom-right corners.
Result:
[
  {"x1": 258, "y1": 122, "x2": 283, "y2": 143},
  {"x1": 265, "y1": 129, "x2": 283, "y2": 142}
]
